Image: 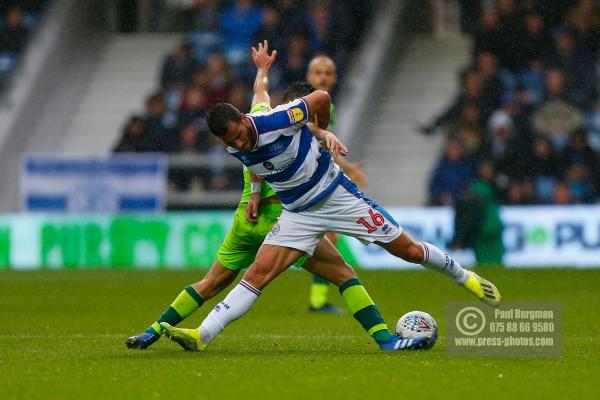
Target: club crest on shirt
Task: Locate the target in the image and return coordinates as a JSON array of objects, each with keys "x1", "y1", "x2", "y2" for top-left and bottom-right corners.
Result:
[
  {"x1": 287, "y1": 107, "x2": 304, "y2": 124},
  {"x1": 269, "y1": 141, "x2": 284, "y2": 152}
]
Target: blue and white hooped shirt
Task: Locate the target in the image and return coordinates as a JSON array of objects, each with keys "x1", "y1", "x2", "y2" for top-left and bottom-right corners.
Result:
[{"x1": 227, "y1": 98, "x2": 341, "y2": 212}]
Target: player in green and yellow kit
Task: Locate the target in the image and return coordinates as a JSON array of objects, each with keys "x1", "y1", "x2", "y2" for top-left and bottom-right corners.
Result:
[
  {"x1": 305, "y1": 55, "x2": 368, "y2": 313},
  {"x1": 126, "y1": 69, "x2": 284, "y2": 349}
]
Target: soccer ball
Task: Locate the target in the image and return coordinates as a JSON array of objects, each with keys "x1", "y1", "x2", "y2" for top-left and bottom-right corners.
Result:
[{"x1": 395, "y1": 311, "x2": 438, "y2": 350}]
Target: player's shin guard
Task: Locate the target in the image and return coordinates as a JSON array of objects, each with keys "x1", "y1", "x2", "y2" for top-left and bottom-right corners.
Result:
[
  {"x1": 199, "y1": 280, "x2": 260, "y2": 345},
  {"x1": 145, "y1": 285, "x2": 205, "y2": 335},
  {"x1": 419, "y1": 242, "x2": 469, "y2": 284},
  {"x1": 309, "y1": 275, "x2": 330, "y2": 309},
  {"x1": 339, "y1": 278, "x2": 393, "y2": 344}
]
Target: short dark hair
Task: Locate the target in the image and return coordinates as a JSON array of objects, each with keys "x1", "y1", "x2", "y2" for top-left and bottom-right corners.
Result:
[
  {"x1": 206, "y1": 103, "x2": 242, "y2": 137},
  {"x1": 283, "y1": 81, "x2": 315, "y2": 103}
]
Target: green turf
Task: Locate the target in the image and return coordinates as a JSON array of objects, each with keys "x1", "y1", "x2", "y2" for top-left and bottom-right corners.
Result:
[{"x1": 0, "y1": 269, "x2": 598, "y2": 399}]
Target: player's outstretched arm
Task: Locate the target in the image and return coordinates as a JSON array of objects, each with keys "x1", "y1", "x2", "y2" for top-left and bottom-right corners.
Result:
[
  {"x1": 307, "y1": 123, "x2": 348, "y2": 158},
  {"x1": 334, "y1": 158, "x2": 368, "y2": 187},
  {"x1": 251, "y1": 40, "x2": 277, "y2": 107},
  {"x1": 302, "y1": 90, "x2": 331, "y2": 129}
]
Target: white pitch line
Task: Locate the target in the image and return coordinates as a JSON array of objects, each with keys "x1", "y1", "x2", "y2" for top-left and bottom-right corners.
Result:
[
  {"x1": 0, "y1": 333, "x2": 454, "y2": 340},
  {"x1": 249, "y1": 334, "x2": 361, "y2": 339},
  {"x1": 0, "y1": 333, "x2": 364, "y2": 340},
  {"x1": 0, "y1": 334, "x2": 126, "y2": 339}
]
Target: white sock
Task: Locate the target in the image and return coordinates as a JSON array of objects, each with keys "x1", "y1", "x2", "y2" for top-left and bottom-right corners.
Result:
[
  {"x1": 420, "y1": 242, "x2": 469, "y2": 284},
  {"x1": 199, "y1": 279, "x2": 261, "y2": 344}
]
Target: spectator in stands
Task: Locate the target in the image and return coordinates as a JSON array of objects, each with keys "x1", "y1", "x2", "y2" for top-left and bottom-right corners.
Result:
[
  {"x1": 429, "y1": 137, "x2": 476, "y2": 205},
  {"x1": 190, "y1": 68, "x2": 218, "y2": 107},
  {"x1": 495, "y1": 0, "x2": 523, "y2": 71},
  {"x1": 566, "y1": 0, "x2": 600, "y2": 57},
  {"x1": 113, "y1": 116, "x2": 159, "y2": 153},
  {"x1": 482, "y1": 109, "x2": 521, "y2": 180},
  {"x1": 422, "y1": 70, "x2": 492, "y2": 135},
  {"x1": 473, "y1": 9, "x2": 503, "y2": 59},
  {"x1": 253, "y1": 5, "x2": 285, "y2": 53},
  {"x1": 160, "y1": 42, "x2": 197, "y2": 89},
  {"x1": 514, "y1": 83, "x2": 537, "y2": 117},
  {"x1": 526, "y1": 136, "x2": 562, "y2": 203},
  {"x1": 567, "y1": 162, "x2": 596, "y2": 203},
  {"x1": 192, "y1": 0, "x2": 220, "y2": 33},
  {"x1": 174, "y1": 122, "x2": 206, "y2": 153},
  {"x1": 457, "y1": 123, "x2": 483, "y2": 159},
  {"x1": 496, "y1": 92, "x2": 533, "y2": 149},
  {"x1": 458, "y1": 0, "x2": 482, "y2": 34},
  {"x1": 537, "y1": 0, "x2": 578, "y2": 29},
  {"x1": 207, "y1": 140, "x2": 230, "y2": 190},
  {"x1": 544, "y1": 27, "x2": 597, "y2": 109},
  {"x1": 188, "y1": 0, "x2": 221, "y2": 61},
  {"x1": 516, "y1": 12, "x2": 553, "y2": 69},
  {"x1": 169, "y1": 123, "x2": 206, "y2": 192},
  {"x1": 281, "y1": 34, "x2": 309, "y2": 84},
  {"x1": 517, "y1": 59, "x2": 546, "y2": 106},
  {"x1": 279, "y1": 0, "x2": 306, "y2": 35},
  {"x1": 170, "y1": 126, "x2": 231, "y2": 192},
  {"x1": 504, "y1": 179, "x2": 537, "y2": 205},
  {"x1": 143, "y1": 93, "x2": 173, "y2": 150},
  {"x1": 585, "y1": 99, "x2": 600, "y2": 152},
  {"x1": 0, "y1": 5, "x2": 29, "y2": 54},
  {"x1": 475, "y1": 52, "x2": 503, "y2": 111},
  {"x1": 532, "y1": 69, "x2": 584, "y2": 150},
  {"x1": 430, "y1": 0, "x2": 600, "y2": 206},
  {"x1": 458, "y1": 102, "x2": 483, "y2": 131},
  {"x1": 220, "y1": 0, "x2": 263, "y2": 65},
  {"x1": 177, "y1": 85, "x2": 209, "y2": 148},
  {"x1": 227, "y1": 83, "x2": 250, "y2": 112},
  {"x1": 204, "y1": 52, "x2": 231, "y2": 105},
  {"x1": 563, "y1": 129, "x2": 599, "y2": 167},
  {"x1": 306, "y1": 1, "x2": 334, "y2": 54},
  {"x1": 553, "y1": 181, "x2": 575, "y2": 204},
  {"x1": 562, "y1": 130, "x2": 600, "y2": 201}
]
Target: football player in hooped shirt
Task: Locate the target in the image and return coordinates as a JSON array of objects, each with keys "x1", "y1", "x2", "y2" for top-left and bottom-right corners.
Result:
[
  {"x1": 160, "y1": 43, "x2": 502, "y2": 353},
  {"x1": 127, "y1": 41, "x2": 413, "y2": 351}
]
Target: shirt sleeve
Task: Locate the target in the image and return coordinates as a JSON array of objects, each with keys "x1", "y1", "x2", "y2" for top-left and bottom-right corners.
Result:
[
  {"x1": 249, "y1": 102, "x2": 272, "y2": 114},
  {"x1": 247, "y1": 98, "x2": 309, "y2": 135}
]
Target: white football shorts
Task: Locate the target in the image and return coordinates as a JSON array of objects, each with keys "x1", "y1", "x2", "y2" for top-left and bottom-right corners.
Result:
[{"x1": 263, "y1": 175, "x2": 402, "y2": 255}]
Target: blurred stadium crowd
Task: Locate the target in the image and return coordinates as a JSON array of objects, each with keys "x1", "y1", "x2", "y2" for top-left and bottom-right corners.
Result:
[
  {"x1": 0, "y1": 1, "x2": 47, "y2": 89},
  {"x1": 426, "y1": 0, "x2": 600, "y2": 206},
  {"x1": 114, "y1": 0, "x2": 370, "y2": 193}
]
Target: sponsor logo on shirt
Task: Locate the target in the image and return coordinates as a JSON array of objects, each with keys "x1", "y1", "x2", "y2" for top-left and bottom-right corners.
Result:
[
  {"x1": 287, "y1": 107, "x2": 304, "y2": 124},
  {"x1": 382, "y1": 224, "x2": 392, "y2": 235},
  {"x1": 262, "y1": 157, "x2": 295, "y2": 174},
  {"x1": 269, "y1": 223, "x2": 280, "y2": 237}
]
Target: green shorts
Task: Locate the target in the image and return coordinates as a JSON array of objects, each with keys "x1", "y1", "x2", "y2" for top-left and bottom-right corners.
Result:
[{"x1": 216, "y1": 203, "x2": 307, "y2": 271}]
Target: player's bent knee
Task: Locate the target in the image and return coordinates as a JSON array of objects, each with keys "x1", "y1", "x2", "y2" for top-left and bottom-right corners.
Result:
[
  {"x1": 242, "y1": 262, "x2": 271, "y2": 289},
  {"x1": 405, "y1": 243, "x2": 424, "y2": 263}
]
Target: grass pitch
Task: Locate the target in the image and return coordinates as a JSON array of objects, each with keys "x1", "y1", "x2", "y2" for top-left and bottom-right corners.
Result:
[{"x1": 0, "y1": 268, "x2": 598, "y2": 399}]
